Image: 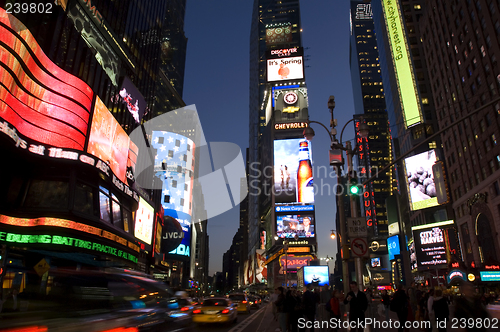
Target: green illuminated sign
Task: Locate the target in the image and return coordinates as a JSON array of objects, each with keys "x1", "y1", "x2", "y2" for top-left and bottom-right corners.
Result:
[
  {"x1": 382, "y1": 0, "x2": 423, "y2": 128},
  {"x1": 0, "y1": 232, "x2": 138, "y2": 263},
  {"x1": 412, "y1": 197, "x2": 438, "y2": 211}
]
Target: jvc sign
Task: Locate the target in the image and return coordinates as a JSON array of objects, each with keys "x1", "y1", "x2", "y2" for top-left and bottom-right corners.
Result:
[{"x1": 347, "y1": 217, "x2": 367, "y2": 238}]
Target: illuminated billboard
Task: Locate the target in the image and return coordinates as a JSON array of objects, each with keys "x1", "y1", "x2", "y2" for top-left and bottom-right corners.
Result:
[
  {"x1": 87, "y1": 96, "x2": 131, "y2": 184},
  {"x1": 387, "y1": 235, "x2": 400, "y2": 261},
  {"x1": 112, "y1": 77, "x2": 147, "y2": 123},
  {"x1": 303, "y1": 266, "x2": 329, "y2": 287},
  {"x1": 67, "y1": 0, "x2": 121, "y2": 86},
  {"x1": 267, "y1": 47, "x2": 304, "y2": 82},
  {"x1": 276, "y1": 214, "x2": 315, "y2": 239},
  {"x1": 280, "y1": 255, "x2": 314, "y2": 273},
  {"x1": 404, "y1": 150, "x2": 439, "y2": 211},
  {"x1": 151, "y1": 131, "x2": 195, "y2": 257},
  {"x1": 412, "y1": 220, "x2": 456, "y2": 269},
  {"x1": 266, "y1": 24, "x2": 292, "y2": 45},
  {"x1": 134, "y1": 197, "x2": 154, "y2": 245},
  {"x1": 273, "y1": 87, "x2": 309, "y2": 123},
  {"x1": 256, "y1": 249, "x2": 267, "y2": 283},
  {"x1": 274, "y1": 138, "x2": 314, "y2": 204},
  {"x1": 381, "y1": 0, "x2": 423, "y2": 128},
  {"x1": 480, "y1": 271, "x2": 500, "y2": 282},
  {"x1": 0, "y1": 8, "x2": 93, "y2": 151},
  {"x1": 371, "y1": 257, "x2": 381, "y2": 268}
]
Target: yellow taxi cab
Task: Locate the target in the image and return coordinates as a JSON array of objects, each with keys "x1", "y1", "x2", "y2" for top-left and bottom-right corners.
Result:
[
  {"x1": 228, "y1": 293, "x2": 250, "y2": 313},
  {"x1": 192, "y1": 298, "x2": 238, "y2": 325}
]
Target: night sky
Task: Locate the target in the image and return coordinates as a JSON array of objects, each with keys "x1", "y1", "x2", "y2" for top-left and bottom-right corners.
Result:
[{"x1": 183, "y1": 0, "x2": 358, "y2": 276}]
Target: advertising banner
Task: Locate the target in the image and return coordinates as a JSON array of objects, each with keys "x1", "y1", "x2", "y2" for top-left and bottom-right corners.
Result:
[
  {"x1": 404, "y1": 150, "x2": 439, "y2": 211},
  {"x1": 266, "y1": 47, "x2": 304, "y2": 82},
  {"x1": 303, "y1": 266, "x2": 329, "y2": 287},
  {"x1": 381, "y1": 0, "x2": 423, "y2": 128},
  {"x1": 255, "y1": 249, "x2": 267, "y2": 283},
  {"x1": 67, "y1": 0, "x2": 121, "y2": 86},
  {"x1": 244, "y1": 253, "x2": 255, "y2": 286},
  {"x1": 276, "y1": 214, "x2": 315, "y2": 239},
  {"x1": 87, "y1": 96, "x2": 131, "y2": 184},
  {"x1": 151, "y1": 131, "x2": 195, "y2": 257},
  {"x1": 274, "y1": 138, "x2": 314, "y2": 204},
  {"x1": 266, "y1": 24, "x2": 292, "y2": 45},
  {"x1": 0, "y1": 8, "x2": 93, "y2": 151},
  {"x1": 279, "y1": 254, "x2": 313, "y2": 273},
  {"x1": 134, "y1": 197, "x2": 154, "y2": 245},
  {"x1": 387, "y1": 235, "x2": 400, "y2": 261},
  {"x1": 273, "y1": 87, "x2": 309, "y2": 123},
  {"x1": 412, "y1": 220, "x2": 456, "y2": 269},
  {"x1": 112, "y1": 77, "x2": 147, "y2": 124}
]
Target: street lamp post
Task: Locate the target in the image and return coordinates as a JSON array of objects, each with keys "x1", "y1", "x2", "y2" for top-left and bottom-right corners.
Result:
[{"x1": 304, "y1": 95, "x2": 369, "y2": 294}]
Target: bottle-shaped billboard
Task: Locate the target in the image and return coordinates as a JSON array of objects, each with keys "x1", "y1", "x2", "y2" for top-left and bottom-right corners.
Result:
[{"x1": 297, "y1": 140, "x2": 314, "y2": 203}]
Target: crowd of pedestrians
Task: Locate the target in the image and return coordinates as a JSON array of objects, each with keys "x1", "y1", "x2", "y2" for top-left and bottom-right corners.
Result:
[{"x1": 270, "y1": 280, "x2": 494, "y2": 332}]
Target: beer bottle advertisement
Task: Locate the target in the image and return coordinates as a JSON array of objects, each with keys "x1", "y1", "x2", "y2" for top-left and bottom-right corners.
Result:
[{"x1": 273, "y1": 138, "x2": 314, "y2": 204}]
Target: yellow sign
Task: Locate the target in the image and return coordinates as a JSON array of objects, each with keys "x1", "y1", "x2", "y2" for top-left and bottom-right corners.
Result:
[
  {"x1": 382, "y1": 0, "x2": 423, "y2": 128},
  {"x1": 287, "y1": 247, "x2": 310, "y2": 253},
  {"x1": 34, "y1": 258, "x2": 50, "y2": 276},
  {"x1": 283, "y1": 106, "x2": 300, "y2": 113}
]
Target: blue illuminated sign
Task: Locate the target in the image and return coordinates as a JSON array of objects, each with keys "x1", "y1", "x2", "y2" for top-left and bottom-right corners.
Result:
[
  {"x1": 303, "y1": 266, "x2": 329, "y2": 286},
  {"x1": 480, "y1": 271, "x2": 500, "y2": 282},
  {"x1": 275, "y1": 205, "x2": 314, "y2": 213},
  {"x1": 387, "y1": 235, "x2": 400, "y2": 261}
]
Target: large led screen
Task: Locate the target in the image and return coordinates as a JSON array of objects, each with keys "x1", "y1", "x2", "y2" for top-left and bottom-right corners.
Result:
[
  {"x1": 412, "y1": 221, "x2": 456, "y2": 269},
  {"x1": 134, "y1": 197, "x2": 154, "y2": 245},
  {"x1": 151, "y1": 131, "x2": 195, "y2": 257},
  {"x1": 276, "y1": 214, "x2": 315, "y2": 239},
  {"x1": 303, "y1": 266, "x2": 329, "y2": 287},
  {"x1": 87, "y1": 97, "x2": 131, "y2": 183},
  {"x1": 404, "y1": 150, "x2": 439, "y2": 211},
  {"x1": 480, "y1": 271, "x2": 500, "y2": 282},
  {"x1": 387, "y1": 235, "x2": 400, "y2": 261},
  {"x1": 381, "y1": 0, "x2": 423, "y2": 128},
  {"x1": 274, "y1": 138, "x2": 314, "y2": 204},
  {"x1": 0, "y1": 8, "x2": 93, "y2": 150},
  {"x1": 267, "y1": 56, "x2": 304, "y2": 82},
  {"x1": 266, "y1": 25, "x2": 292, "y2": 45},
  {"x1": 67, "y1": 0, "x2": 120, "y2": 86},
  {"x1": 113, "y1": 77, "x2": 146, "y2": 124}
]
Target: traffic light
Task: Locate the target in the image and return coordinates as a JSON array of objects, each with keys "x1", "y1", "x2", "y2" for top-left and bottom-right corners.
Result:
[{"x1": 348, "y1": 172, "x2": 360, "y2": 195}]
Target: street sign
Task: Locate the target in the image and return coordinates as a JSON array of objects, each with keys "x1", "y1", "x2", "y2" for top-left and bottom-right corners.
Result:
[
  {"x1": 351, "y1": 238, "x2": 368, "y2": 258},
  {"x1": 34, "y1": 258, "x2": 50, "y2": 276},
  {"x1": 347, "y1": 217, "x2": 367, "y2": 238}
]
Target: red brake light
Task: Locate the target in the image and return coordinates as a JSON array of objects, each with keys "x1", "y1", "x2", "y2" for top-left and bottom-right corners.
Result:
[
  {"x1": 1, "y1": 327, "x2": 48, "y2": 332},
  {"x1": 100, "y1": 328, "x2": 138, "y2": 332},
  {"x1": 193, "y1": 309, "x2": 201, "y2": 314},
  {"x1": 222, "y1": 309, "x2": 229, "y2": 314},
  {"x1": 180, "y1": 306, "x2": 190, "y2": 311},
  {"x1": 242, "y1": 301, "x2": 247, "y2": 303}
]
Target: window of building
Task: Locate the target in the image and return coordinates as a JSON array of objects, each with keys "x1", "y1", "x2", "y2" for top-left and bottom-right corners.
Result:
[
  {"x1": 480, "y1": 119, "x2": 486, "y2": 132},
  {"x1": 74, "y1": 182, "x2": 95, "y2": 216},
  {"x1": 476, "y1": 172, "x2": 481, "y2": 184},
  {"x1": 492, "y1": 134, "x2": 497, "y2": 145},
  {"x1": 482, "y1": 167, "x2": 488, "y2": 179},
  {"x1": 25, "y1": 180, "x2": 69, "y2": 209},
  {"x1": 486, "y1": 35, "x2": 492, "y2": 48},
  {"x1": 491, "y1": 160, "x2": 497, "y2": 175},
  {"x1": 485, "y1": 139, "x2": 492, "y2": 151}
]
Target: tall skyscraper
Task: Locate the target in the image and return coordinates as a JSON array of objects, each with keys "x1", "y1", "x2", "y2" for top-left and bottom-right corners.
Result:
[
  {"x1": 418, "y1": 0, "x2": 500, "y2": 267},
  {"x1": 248, "y1": 0, "x2": 316, "y2": 289},
  {"x1": 349, "y1": 0, "x2": 394, "y2": 285}
]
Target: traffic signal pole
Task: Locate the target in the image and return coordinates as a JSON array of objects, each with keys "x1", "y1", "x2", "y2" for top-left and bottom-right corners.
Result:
[{"x1": 346, "y1": 141, "x2": 364, "y2": 290}]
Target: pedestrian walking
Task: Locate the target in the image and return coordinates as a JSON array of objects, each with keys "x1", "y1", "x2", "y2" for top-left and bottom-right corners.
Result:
[
  {"x1": 427, "y1": 289, "x2": 435, "y2": 331},
  {"x1": 454, "y1": 282, "x2": 489, "y2": 332},
  {"x1": 319, "y1": 285, "x2": 332, "y2": 322},
  {"x1": 303, "y1": 284, "x2": 317, "y2": 332},
  {"x1": 432, "y1": 289, "x2": 449, "y2": 332},
  {"x1": 381, "y1": 289, "x2": 391, "y2": 321},
  {"x1": 271, "y1": 288, "x2": 279, "y2": 321},
  {"x1": 275, "y1": 287, "x2": 288, "y2": 332},
  {"x1": 391, "y1": 284, "x2": 409, "y2": 332},
  {"x1": 326, "y1": 289, "x2": 341, "y2": 331},
  {"x1": 289, "y1": 288, "x2": 303, "y2": 332},
  {"x1": 343, "y1": 281, "x2": 368, "y2": 332}
]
